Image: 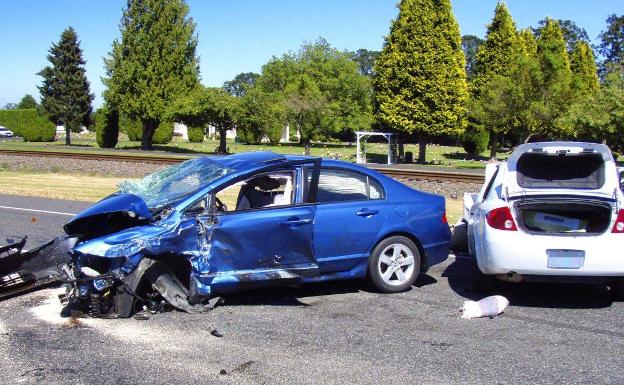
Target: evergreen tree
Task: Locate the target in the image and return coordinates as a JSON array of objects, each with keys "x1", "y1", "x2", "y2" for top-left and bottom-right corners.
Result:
[
  {"x1": 471, "y1": 2, "x2": 518, "y2": 158},
  {"x1": 533, "y1": 18, "x2": 590, "y2": 53},
  {"x1": 103, "y1": 0, "x2": 199, "y2": 150},
  {"x1": 533, "y1": 18, "x2": 573, "y2": 139},
  {"x1": 373, "y1": 0, "x2": 467, "y2": 163},
  {"x1": 570, "y1": 41, "x2": 599, "y2": 97},
  {"x1": 517, "y1": 28, "x2": 538, "y2": 56},
  {"x1": 38, "y1": 27, "x2": 94, "y2": 145},
  {"x1": 472, "y1": 2, "x2": 518, "y2": 91},
  {"x1": 17, "y1": 94, "x2": 37, "y2": 109}
]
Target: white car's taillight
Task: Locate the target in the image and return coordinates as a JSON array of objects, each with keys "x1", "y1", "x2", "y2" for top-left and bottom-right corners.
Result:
[
  {"x1": 612, "y1": 209, "x2": 624, "y2": 233},
  {"x1": 486, "y1": 207, "x2": 517, "y2": 231}
]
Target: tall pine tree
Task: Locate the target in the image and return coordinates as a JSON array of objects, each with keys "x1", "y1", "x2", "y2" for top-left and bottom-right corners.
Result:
[
  {"x1": 373, "y1": 0, "x2": 467, "y2": 163},
  {"x1": 38, "y1": 27, "x2": 93, "y2": 146},
  {"x1": 533, "y1": 18, "x2": 573, "y2": 139},
  {"x1": 471, "y1": 2, "x2": 518, "y2": 158},
  {"x1": 570, "y1": 41, "x2": 600, "y2": 97},
  {"x1": 472, "y1": 2, "x2": 518, "y2": 90},
  {"x1": 103, "y1": 0, "x2": 199, "y2": 150}
]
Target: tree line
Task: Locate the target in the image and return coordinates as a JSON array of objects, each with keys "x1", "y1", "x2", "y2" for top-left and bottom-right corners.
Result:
[{"x1": 4, "y1": 0, "x2": 623, "y2": 162}]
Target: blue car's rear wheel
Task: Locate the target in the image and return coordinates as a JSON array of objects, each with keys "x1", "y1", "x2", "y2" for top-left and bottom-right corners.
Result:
[{"x1": 368, "y1": 236, "x2": 421, "y2": 293}]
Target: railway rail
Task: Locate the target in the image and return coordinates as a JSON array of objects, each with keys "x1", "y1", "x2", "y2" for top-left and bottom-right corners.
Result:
[{"x1": 0, "y1": 148, "x2": 485, "y2": 183}]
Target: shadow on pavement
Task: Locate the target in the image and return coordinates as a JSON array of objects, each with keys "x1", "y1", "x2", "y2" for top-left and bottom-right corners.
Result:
[
  {"x1": 443, "y1": 255, "x2": 614, "y2": 309},
  {"x1": 221, "y1": 272, "x2": 438, "y2": 307}
]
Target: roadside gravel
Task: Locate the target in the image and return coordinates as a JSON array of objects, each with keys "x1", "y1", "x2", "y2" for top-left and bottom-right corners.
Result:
[
  {"x1": 0, "y1": 154, "x2": 166, "y2": 178},
  {"x1": 0, "y1": 154, "x2": 481, "y2": 198}
]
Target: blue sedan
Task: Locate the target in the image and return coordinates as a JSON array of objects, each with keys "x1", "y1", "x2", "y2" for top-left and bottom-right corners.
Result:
[{"x1": 2, "y1": 152, "x2": 450, "y2": 317}]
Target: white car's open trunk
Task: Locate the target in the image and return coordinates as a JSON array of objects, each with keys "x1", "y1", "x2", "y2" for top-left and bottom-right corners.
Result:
[{"x1": 514, "y1": 198, "x2": 613, "y2": 235}]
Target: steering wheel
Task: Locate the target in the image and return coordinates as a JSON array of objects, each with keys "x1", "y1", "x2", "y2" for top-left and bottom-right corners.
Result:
[{"x1": 215, "y1": 197, "x2": 228, "y2": 213}]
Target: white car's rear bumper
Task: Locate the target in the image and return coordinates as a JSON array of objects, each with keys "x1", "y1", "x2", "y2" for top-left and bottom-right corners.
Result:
[{"x1": 476, "y1": 228, "x2": 624, "y2": 276}]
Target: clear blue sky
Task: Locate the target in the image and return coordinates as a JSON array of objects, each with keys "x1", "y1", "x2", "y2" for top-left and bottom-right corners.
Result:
[{"x1": 1, "y1": 0, "x2": 622, "y2": 108}]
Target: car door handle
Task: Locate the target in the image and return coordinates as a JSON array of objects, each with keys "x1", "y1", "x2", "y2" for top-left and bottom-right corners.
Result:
[
  {"x1": 283, "y1": 218, "x2": 312, "y2": 226},
  {"x1": 356, "y1": 209, "x2": 379, "y2": 217}
]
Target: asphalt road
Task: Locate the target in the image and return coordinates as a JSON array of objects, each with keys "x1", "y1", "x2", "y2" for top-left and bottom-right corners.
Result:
[{"x1": 1, "y1": 195, "x2": 623, "y2": 385}]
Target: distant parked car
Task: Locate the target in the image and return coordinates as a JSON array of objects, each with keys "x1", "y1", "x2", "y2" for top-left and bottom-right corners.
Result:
[
  {"x1": 0, "y1": 126, "x2": 13, "y2": 138},
  {"x1": 2, "y1": 152, "x2": 451, "y2": 317},
  {"x1": 462, "y1": 142, "x2": 624, "y2": 298}
]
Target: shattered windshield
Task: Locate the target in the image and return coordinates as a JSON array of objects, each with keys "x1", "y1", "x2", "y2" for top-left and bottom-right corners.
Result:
[{"x1": 118, "y1": 157, "x2": 234, "y2": 209}]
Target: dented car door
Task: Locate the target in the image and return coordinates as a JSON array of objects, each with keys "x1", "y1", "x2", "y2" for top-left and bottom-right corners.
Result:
[{"x1": 189, "y1": 159, "x2": 321, "y2": 295}]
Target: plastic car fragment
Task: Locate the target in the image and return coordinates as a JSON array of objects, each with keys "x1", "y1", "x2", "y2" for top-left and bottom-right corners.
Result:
[{"x1": 0, "y1": 236, "x2": 76, "y2": 300}]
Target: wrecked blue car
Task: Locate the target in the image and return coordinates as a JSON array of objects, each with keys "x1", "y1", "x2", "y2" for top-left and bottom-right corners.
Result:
[{"x1": 1, "y1": 152, "x2": 450, "y2": 317}]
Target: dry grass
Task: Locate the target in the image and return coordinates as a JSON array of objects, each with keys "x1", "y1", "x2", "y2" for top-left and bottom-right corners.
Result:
[
  {"x1": 0, "y1": 171, "x2": 132, "y2": 202},
  {"x1": 446, "y1": 199, "x2": 463, "y2": 225}
]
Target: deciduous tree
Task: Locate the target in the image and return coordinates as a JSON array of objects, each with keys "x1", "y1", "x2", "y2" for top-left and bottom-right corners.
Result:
[
  {"x1": 17, "y1": 94, "x2": 37, "y2": 109},
  {"x1": 461, "y1": 35, "x2": 484, "y2": 81},
  {"x1": 373, "y1": 0, "x2": 467, "y2": 163},
  {"x1": 168, "y1": 86, "x2": 238, "y2": 154},
  {"x1": 223, "y1": 72, "x2": 260, "y2": 97},
  {"x1": 598, "y1": 14, "x2": 624, "y2": 74},
  {"x1": 258, "y1": 39, "x2": 372, "y2": 153}
]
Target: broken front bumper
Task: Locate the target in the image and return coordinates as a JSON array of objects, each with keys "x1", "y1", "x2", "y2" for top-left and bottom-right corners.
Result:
[{"x1": 0, "y1": 236, "x2": 76, "y2": 300}]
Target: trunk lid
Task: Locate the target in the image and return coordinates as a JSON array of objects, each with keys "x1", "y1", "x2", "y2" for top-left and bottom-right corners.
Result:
[{"x1": 505, "y1": 142, "x2": 620, "y2": 201}]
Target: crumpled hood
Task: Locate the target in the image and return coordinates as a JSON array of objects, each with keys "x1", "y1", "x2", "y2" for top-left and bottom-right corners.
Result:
[{"x1": 64, "y1": 193, "x2": 153, "y2": 239}]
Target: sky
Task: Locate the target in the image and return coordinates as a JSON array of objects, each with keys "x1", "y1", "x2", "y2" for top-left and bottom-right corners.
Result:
[{"x1": 0, "y1": 0, "x2": 622, "y2": 108}]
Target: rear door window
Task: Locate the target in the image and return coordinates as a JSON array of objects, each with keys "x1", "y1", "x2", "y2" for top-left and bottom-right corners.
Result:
[
  {"x1": 314, "y1": 169, "x2": 384, "y2": 203},
  {"x1": 516, "y1": 152, "x2": 605, "y2": 189}
]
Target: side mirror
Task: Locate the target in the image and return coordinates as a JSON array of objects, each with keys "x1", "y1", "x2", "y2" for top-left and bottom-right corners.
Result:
[{"x1": 619, "y1": 171, "x2": 624, "y2": 191}]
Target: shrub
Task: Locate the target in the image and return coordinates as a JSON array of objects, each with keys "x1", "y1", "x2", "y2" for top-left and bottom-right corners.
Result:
[
  {"x1": 187, "y1": 126, "x2": 204, "y2": 143},
  {"x1": 95, "y1": 107, "x2": 119, "y2": 148},
  {"x1": 120, "y1": 115, "x2": 143, "y2": 141},
  {"x1": 0, "y1": 109, "x2": 56, "y2": 142},
  {"x1": 462, "y1": 128, "x2": 489, "y2": 158},
  {"x1": 153, "y1": 121, "x2": 173, "y2": 144}
]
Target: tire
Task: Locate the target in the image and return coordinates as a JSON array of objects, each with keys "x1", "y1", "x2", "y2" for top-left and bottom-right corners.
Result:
[
  {"x1": 450, "y1": 221, "x2": 468, "y2": 253},
  {"x1": 368, "y1": 236, "x2": 421, "y2": 293}
]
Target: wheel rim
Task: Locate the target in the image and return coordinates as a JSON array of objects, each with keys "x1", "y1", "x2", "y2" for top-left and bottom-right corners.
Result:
[{"x1": 377, "y1": 243, "x2": 415, "y2": 286}]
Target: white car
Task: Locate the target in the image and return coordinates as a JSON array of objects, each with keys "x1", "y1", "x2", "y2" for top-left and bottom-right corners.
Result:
[
  {"x1": 0, "y1": 126, "x2": 14, "y2": 138},
  {"x1": 462, "y1": 142, "x2": 624, "y2": 297}
]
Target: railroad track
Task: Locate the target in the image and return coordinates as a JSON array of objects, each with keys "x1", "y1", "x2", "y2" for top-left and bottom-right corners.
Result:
[{"x1": 0, "y1": 149, "x2": 484, "y2": 183}]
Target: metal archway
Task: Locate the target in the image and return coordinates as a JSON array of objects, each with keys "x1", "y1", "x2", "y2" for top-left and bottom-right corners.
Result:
[{"x1": 355, "y1": 131, "x2": 395, "y2": 165}]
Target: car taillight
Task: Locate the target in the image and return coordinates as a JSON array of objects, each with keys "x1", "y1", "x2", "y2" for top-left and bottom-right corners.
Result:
[
  {"x1": 486, "y1": 207, "x2": 517, "y2": 231},
  {"x1": 441, "y1": 210, "x2": 448, "y2": 224},
  {"x1": 612, "y1": 209, "x2": 624, "y2": 233}
]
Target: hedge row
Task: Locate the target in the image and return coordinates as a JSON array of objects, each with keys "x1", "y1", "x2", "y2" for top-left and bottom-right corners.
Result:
[{"x1": 0, "y1": 109, "x2": 56, "y2": 142}]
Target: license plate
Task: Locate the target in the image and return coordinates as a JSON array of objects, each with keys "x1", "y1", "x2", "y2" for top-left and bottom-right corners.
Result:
[{"x1": 547, "y1": 249, "x2": 585, "y2": 269}]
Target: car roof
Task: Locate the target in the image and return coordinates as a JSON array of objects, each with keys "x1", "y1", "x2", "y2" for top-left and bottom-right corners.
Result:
[
  {"x1": 209, "y1": 151, "x2": 381, "y2": 176},
  {"x1": 211, "y1": 151, "x2": 314, "y2": 172}
]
